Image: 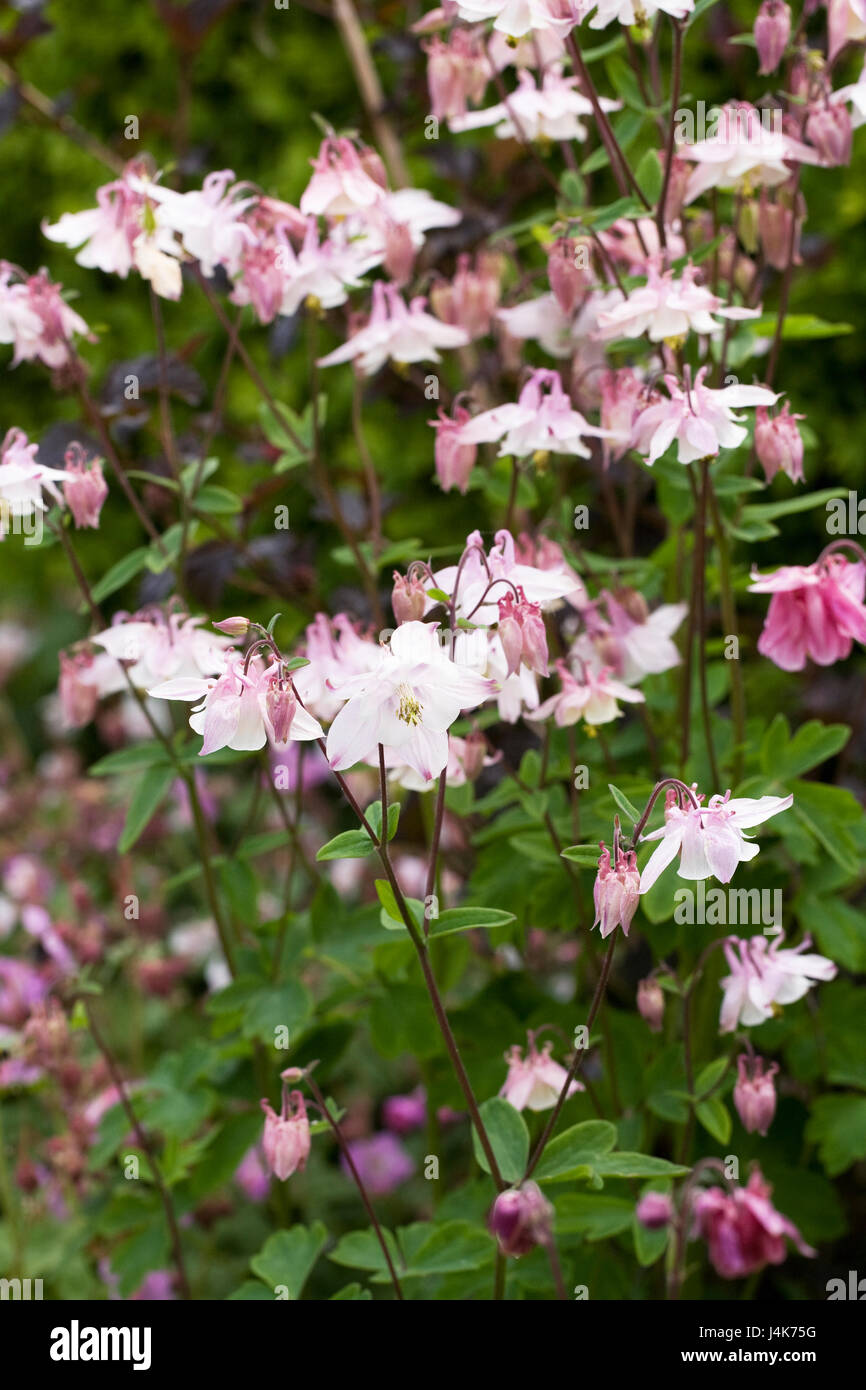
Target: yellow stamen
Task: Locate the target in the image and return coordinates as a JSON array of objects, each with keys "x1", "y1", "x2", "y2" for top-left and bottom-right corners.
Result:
[{"x1": 396, "y1": 682, "x2": 423, "y2": 727}]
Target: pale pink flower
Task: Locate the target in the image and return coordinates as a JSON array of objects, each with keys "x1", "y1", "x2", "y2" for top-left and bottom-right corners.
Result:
[
  {"x1": 749, "y1": 552, "x2": 866, "y2": 670},
  {"x1": 501, "y1": 1036, "x2": 583, "y2": 1112},
  {"x1": 261, "y1": 1090, "x2": 311, "y2": 1181},
  {"x1": 693, "y1": 1167, "x2": 815, "y2": 1279},
  {"x1": 452, "y1": 367, "x2": 609, "y2": 461},
  {"x1": 755, "y1": 1, "x2": 791, "y2": 76},
  {"x1": 424, "y1": 28, "x2": 489, "y2": 121},
  {"x1": 637, "y1": 978, "x2": 665, "y2": 1033},
  {"x1": 149, "y1": 655, "x2": 324, "y2": 756},
  {"x1": 805, "y1": 100, "x2": 853, "y2": 166},
  {"x1": 292, "y1": 613, "x2": 380, "y2": 724},
  {"x1": 827, "y1": 0, "x2": 866, "y2": 62},
  {"x1": 93, "y1": 612, "x2": 230, "y2": 691},
  {"x1": 754, "y1": 402, "x2": 805, "y2": 483},
  {"x1": 719, "y1": 933, "x2": 837, "y2": 1033},
  {"x1": 734, "y1": 1055, "x2": 778, "y2": 1136},
  {"x1": 578, "y1": 590, "x2": 687, "y2": 685},
  {"x1": 325, "y1": 620, "x2": 495, "y2": 782},
  {"x1": 533, "y1": 657, "x2": 645, "y2": 728},
  {"x1": 831, "y1": 58, "x2": 866, "y2": 129},
  {"x1": 0, "y1": 428, "x2": 70, "y2": 533},
  {"x1": 633, "y1": 368, "x2": 778, "y2": 465},
  {"x1": 430, "y1": 405, "x2": 477, "y2": 494},
  {"x1": 430, "y1": 251, "x2": 504, "y2": 339},
  {"x1": 598, "y1": 217, "x2": 687, "y2": 276},
  {"x1": 61, "y1": 443, "x2": 108, "y2": 529},
  {"x1": 587, "y1": 0, "x2": 692, "y2": 27},
  {"x1": 431, "y1": 526, "x2": 579, "y2": 623},
  {"x1": 0, "y1": 264, "x2": 90, "y2": 370},
  {"x1": 300, "y1": 136, "x2": 386, "y2": 218},
  {"x1": 454, "y1": 0, "x2": 577, "y2": 38},
  {"x1": 146, "y1": 170, "x2": 256, "y2": 279},
  {"x1": 595, "y1": 261, "x2": 759, "y2": 345},
  {"x1": 546, "y1": 236, "x2": 593, "y2": 316},
  {"x1": 450, "y1": 66, "x2": 620, "y2": 142},
  {"x1": 317, "y1": 280, "x2": 469, "y2": 376},
  {"x1": 593, "y1": 842, "x2": 640, "y2": 938},
  {"x1": 639, "y1": 789, "x2": 793, "y2": 893},
  {"x1": 678, "y1": 102, "x2": 823, "y2": 203}
]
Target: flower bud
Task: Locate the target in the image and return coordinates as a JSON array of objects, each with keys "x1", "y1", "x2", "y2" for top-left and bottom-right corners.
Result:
[
  {"x1": 62, "y1": 445, "x2": 108, "y2": 530},
  {"x1": 546, "y1": 237, "x2": 592, "y2": 316},
  {"x1": 734, "y1": 1055, "x2": 778, "y2": 1136},
  {"x1": 805, "y1": 101, "x2": 852, "y2": 166},
  {"x1": 636, "y1": 1191, "x2": 674, "y2": 1230},
  {"x1": 758, "y1": 187, "x2": 804, "y2": 270},
  {"x1": 430, "y1": 406, "x2": 476, "y2": 495},
  {"x1": 383, "y1": 219, "x2": 416, "y2": 288},
  {"x1": 392, "y1": 570, "x2": 427, "y2": 624},
  {"x1": 261, "y1": 1090, "x2": 311, "y2": 1180},
  {"x1": 458, "y1": 729, "x2": 488, "y2": 781},
  {"x1": 754, "y1": 1, "x2": 791, "y2": 76},
  {"x1": 489, "y1": 1182, "x2": 554, "y2": 1258},
  {"x1": 592, "y1": 842, "x2": 641, "y2": 939},
  {"x1": 754, "y1": 402, "x2": 805, "y2": 483},
  {"x1": 637, "y1": 978, "x2": 665, "y2": 1033},
  {"x1": 265, "y1": 682, "x2": 297, "y2": 745},
  {"x1": 214, "y1": 616, "x2": 251, "y2": 637}
]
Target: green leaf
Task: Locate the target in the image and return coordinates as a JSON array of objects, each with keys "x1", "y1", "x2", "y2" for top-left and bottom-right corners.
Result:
[
  {"x1": 636, "y1": 148, "x2": 663, "y2": 203},
  {"x1": 240, "y1": 980, "x2": 312, "y2": 1044},
  {"x1": 471, "y1": 1098, "x2": 529, "y2": 1183},
  {"x1": 608, "y1": 782, "x2": 642, "y2": 824},
  {"x1": 402, "y1": 1221, "x2": 494, "y2": 1277},
  {"x1": 534, "y1": 1121, "x2": 618, "y2": 1181},
  {"x1": 742, "y1": 487, "x2": 847, "y2": 524},
  {"x1": 366, "y1": 799, "x2": 400, "y2": 843},
  {"x1": 117, "y1": 764, "x2": 175, "y2": 853},
  {"x1": 747, "y1": 313, "x2": 854, "y2": 340},
  {"x1": 696, "y1": 1096, "x2": 732, "y2": 1145},
  {"x1": 593, "y1": 1153, "x2": 690, "y2": 1179},
  {"x1": 561, "y1": 843, "x2": 602, "y2": 867},
  {"x1": 554, "y1": 1192, "x2": 633, "y2": 1240},
  {"x1": 195, "y1": 484, "x2": 243, "y2": 515},
  {"x1": 329, "y1": 1227, "x2": 400, "y2": 1273},
  {"x1": 250, "y1": 1224, "x2": 328, "y2": 1299},
  {"x1": 316, "y1": 828, "x2": 378, "y2": 861},
  {"x1": 806, "y1": 1095, "x2": 866, "y2": 1176},
  {"x1": 89, "y1": 547, "x2": 148, "y2": 603},
  {"x1": 109, "y1": 1222, "x2": 169, "y2": 1298},
  {"x1": 428, "y1": 907, "x2": 516, "y2": 938},
  {"x1": 633, "y1": 1213, "x2": 669, "y2": 1267},
  {"x1": 761, "y1": 718, "x2": 850, "y2": 780},
  {"x1": 89, "y1": 741, "x2": 169, "y2": 776}
]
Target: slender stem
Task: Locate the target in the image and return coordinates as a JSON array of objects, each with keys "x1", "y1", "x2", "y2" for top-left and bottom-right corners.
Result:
[
  {"x1": 332, "y1": 0, "x2": 409, "y2": 188},
  {"x1": 304, "y1": 1072, "x2": 403, "y2": 1300},
  {"x1": 695, "y1": 460, "x2": 720, "y2": 788},
  {"x1": 565, "y1": 34, "x2": 651, "y2": 211},
  {"x1": 707, "y1": 478, "x2": 745, "y2": 784},
  {"x1": 83, "y1": 1001, "x2": 191, "y2": 1299},
  {"x1": 656, "y1": 20, "x2": 684, "y2": 247}
]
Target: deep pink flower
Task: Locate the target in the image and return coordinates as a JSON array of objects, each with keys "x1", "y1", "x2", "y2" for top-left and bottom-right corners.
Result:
[
  {"x1": 341, "y1": 1133, "x2": 414, "y2": 1195},
  {"x1": 749, "y1": 552, "x2": 866, "y2": 670},
  {"x1": 382, "y1": 1087, "x2": 427, "y2": 1134},
  {"x1": 693, "y1": 1168, "x2": 814, "y2": 1279},
  {"x1": 490, "y1": 1182, "x2": 553, "y2": 1258},
  {"x1": 754, "y1": 402, "x2": 805, "y2": 483},
  {"x1": 636, "y1": 1191, "x2": 673, "y2": 1229},
  {"x1": 734, "y1": 1055, "x2": 779, "y2": 1136}
]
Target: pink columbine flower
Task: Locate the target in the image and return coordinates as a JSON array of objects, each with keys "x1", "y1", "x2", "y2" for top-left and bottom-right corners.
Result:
[
  {"x1": 61, "y1": 443, "x2": 108, "y2": 529},
  {"x1": 149, "y1": 656, "x2": 324, "y2": 756},
  {"x1": 424, "y1": 29, "x2": 489, "y2": 122},
  {"x1": 692, "y1": 1167, "x2": 815, "y2": 1279},
  {"x1": 430, "y1": 251, "x2": 503, "y2": 339},
  {"x1": 93, "y1": 611, "x2": 231, "y2": 691},
  {"x1": 325, "y1": 620, "x2": 495, "y2": 782},
  {"x1": 582, "y1": 589, "x2": 687, "y2": 684},
  {"x1": 451, "y1": 368, "x2": 610, "y2": 461},
  {"x1": 392, "y1": 570, "x2": 428, "y2": 625},
  {"x1": 143, "y1": 169, "x2": 256, "y2": 281},
  {"x1": 261, "y1": 1090, "x2": 311, "y2": 1181},
  {"x1": 636, "y1": 1191, "x2": 674, "y2": 1229},
  {"x1": 317, "y1": 281, "x2": 469, "y2": 376},
  {"x1": 805, "y1": 100, "x2": 853, "y2": 167},
  {"x1": 734, "y1": 1055, "x2": 779, "y2": 1136},
  {"x1": 587, "y1": 0, "x2": 693, "y2": 27},
  {"x1": 595, "y1": 261, "x2": 759, "y2": 346},
  {"x1": 754, "y1": 1, "x2": 791, "y2": 75},
  {"x1": 490, "y1": 1182, "x2": 554, "y2": 1258},
  {"x1": 454, "y1": 0, "x2": 576, "y2": 38},
  {"x1": 430, "y1": 405, "x2": 477, "y2": 494},
  {"x1": 677, "y1": 102, "x2": 823, "y2": 203},
  {"x1": 828, "y1": 0, "x2": 866, "y2": 64},
  {"x1": 341, "y1": 1133, "x2": 414, "y2": 1195},
  {"x1": 498, "y1": 588, "x2": 549, "y2": 678},
  {"x1": 0, "y1": 428, "x2": 71, "y2": 534},
  {"x1": 719, "y1": 933, "x2": 837, "y2": 1032},
  {"x1": 234, "y1": 1146, "x2": 271, "y2": 1201},
  {"x1": 382, "y1": 1087, "x2": 427, "y2": 1134},
  {"x1": 638, "y1": 788, "x2": 793, "y2": 893},
  {"x1": 599, "y1": 368, "x2": 646, "y2": 466},
  {"x1": 431, "y1": 527, "x2": 579, "y2": 624},
  {"x1": 592, "y1": 842, "x2": 641, "y2": 938},
  {"x1": 749, "y1": 552, "x2": 866, "y2": 670},
  {"x1": 501, "y1": 1035, "x2": 583, "y2": 1111},
  {"x1": 757, "y1": 186, "x2": 804, "y2": 270},
  {"x1": 533, "y1": 658, "x2": 645, "y2": 728},
  {"x1": 546, "y1": 236, "x2": 593, "y2": 316},
  {"x1": 754, "y1": 402, "x2": 805, "y2": 484},
  {"x1": 299, "y1": 136, "x2": 387, "y2": 219},
  {"x1": 291, "y1": 612, "x2": 381, "y2": 724},
  {"x1": 0, "y1": 263, "x2": 91, "y2": 370},
  {"x1": 450, "y1": 66, "x2": 620, "y2": 142},
  {"x1": 633, "y1": 368, "x2": 778, "y2": 465}
]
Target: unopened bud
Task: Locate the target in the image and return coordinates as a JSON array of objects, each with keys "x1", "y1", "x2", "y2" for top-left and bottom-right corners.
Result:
[{"x1": 489, "y1": 1181, "x2": 554, "y2": 1258}]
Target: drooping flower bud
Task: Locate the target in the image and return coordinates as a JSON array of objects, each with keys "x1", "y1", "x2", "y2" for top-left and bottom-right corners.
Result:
[
  {"x1": 458, "y1": 729, "x2": 488, "y2": 782},
  {"x1": 805, "y1": 101, "x2": 852, "y2": 166},
  {"x1": 430, "y1": 406, "x2": 476, "y2": 494},
  {"x1": 261, "y1": 1089, "x2": 311, "y2": 1180},
  {"x1": 758, "y1": 186, "x2": 804, "y2": 270},
  {"x1": 62, "y1": 444, "x2": 108, "y2": 530},
  {"x1": 636, "y1": 1191, "x2": 674, "y2": 1230},
  {"x1": 734, "y1": 1055, "x2": 778, "y2": 1136},
  {"x1": 213, "y1": 616, "x2": 251, "y2": 638},
  {"x1": 754, "y1": 1, "x2": 791, "y2": 76},
  {"x1": 430, "y1": 252, "x2": 503, "y2": 339},
  {"x1": 637, "y1": 977, "x2": 665, "y2": 1034},
  {"x1": 265, "y1": 681, "x2": 297, "y2": 745},
  {"x1": 383, "y1": 219, "x2": 416, "y2": 287},
  {"x1": 754, "y1": 402, "x2": 805, "y2": 483},
  {"x1": 592, "y1": 842, "x2": 641, "y2": 939},
  {"x1": 546, "y1": 237, "x2": 592, "y2": 316},
  {"x1": 392, "y1": 570, "x2": 427, "y2": 624},
  {"x1": 489, "y1": 1181, "x2": 554, "y2": 1258},
  {"x1": 497, "y1": 588, "x2": 549, "y2": 678}
]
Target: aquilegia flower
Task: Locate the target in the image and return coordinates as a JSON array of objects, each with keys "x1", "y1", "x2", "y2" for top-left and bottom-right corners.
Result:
[
  {"x1": 500, "y1": 1034, "x2": 583, "y2": 1111},
  {"x1": 593, "y1": 842, "x2": 641, "y2": 938},
  {"x1": 749, "y1": 551, "x2": 866, "y2": 670},
  {"x1": 150, "y1": 653, "x2": 324, "y2": 755},
  {"x1": 450, "y1": 368, "x2": 610, "y2": 461},
  {"x1": 325, "y1": 620, "x2": 495, "y2": 782},
  {"x1": 692, "y1": 1167, "x2": 815, "y2": 1279},
  {"x1": 595, "y1": 261, "x2": 759, "y2": 346},
  {"x1": 633, "y1": 368, "x2": 778, "y2": 465},
  {"x1": 719, "y1": 932, "x2": 837, "y2": 1032},
  {"x1": 317, "y1": 280, "x2": 469, "y2": 375},
  {"x1": 260, "y1": 1089, "x2": 311, "y2": 1181},
  {"x1": 733, "y1": 1054, "x2": 778, "y2": 1136},
  {"x1": 638, "y1": 788, "x2": 793, "y2": 892}
]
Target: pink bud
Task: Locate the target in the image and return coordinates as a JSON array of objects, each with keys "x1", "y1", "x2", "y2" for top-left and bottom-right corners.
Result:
[
  {"x1": 265, "y1": 681, "x2": 297, "y2": 745},
  {"x1": 458, "y1": 729, "x2": 488, "y2": 781},
  {"x1": 546, "y1": 237, "x2": 592, "y2": 316},
  {"x1": 358, "y1": 145, "x2": 388, "y2": 191},
  {"x1": 806, "y1": 101, "x2": 852, "y2": 166},
  {"x1": 59, "y1": 650, "x2": 99, "y2": 728},
  {"x1": 636, "y1": 1191, "x2": 674, "y2": 1230},
  {"x1": 261, "y1": 1091, "x2": 311, "y2": 1180},
  {"x1": 392, "y1": 570, "x2": 427, "y2": 624},
  {"x1": 383, "y1": 220, "x2": 416, "y2": 287},
  {"x1": 489, "y1": 1182, "x2": 553, "y2": 1258},
  {"x1": 734, "y1": 1055, "x2": 778, "y2": 1136},
  {"x1": 382, "y1": 1087, "x2": 427, "y2": 1134},
  {"x1": 62, "y1": 444, "x2": 108, "y2": 530},
  {"x1": 755, "y1": 402, "x2": 805, "y2": 483},
  {"x1": 213, "y1": 616, "x2": 251, "y2": 637},
  {"x1": 637, "y1": 978, "x2": 665, "y2": 1034},
  {"x1": 754, "y1": 1, "x2": 791, "y2": 76},
  {"x1": 497, "y1": 592, "x2": 524, "y2": 678},
  {"x1": 430, "y1": 406, "x2": 476, "y2": 495},
  {"x1": 520, "y1": 604, "x2": 549, "y2": 678},
  {"x1": 592, "y1": 842, "x2": 641, "y2": 939},
  {"x1": 757, "y1": 187, "x2": 803, "y2": 271}
]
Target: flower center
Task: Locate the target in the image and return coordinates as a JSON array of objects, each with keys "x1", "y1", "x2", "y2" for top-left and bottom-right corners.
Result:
[{"x1": 395, "y1": 681, "x2": 423, "y2": 727}]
